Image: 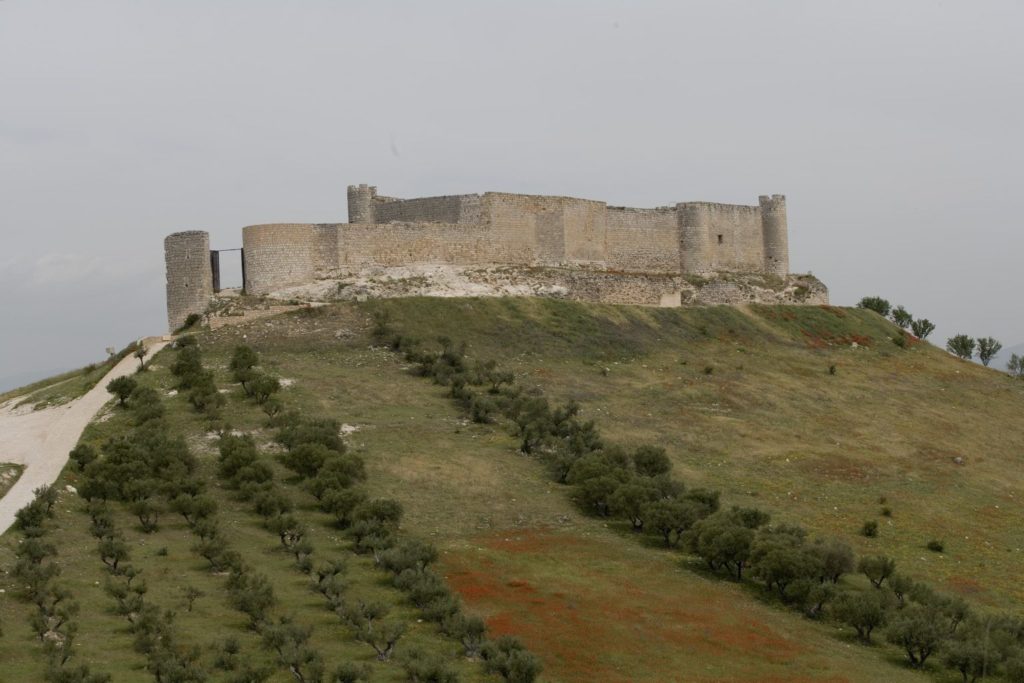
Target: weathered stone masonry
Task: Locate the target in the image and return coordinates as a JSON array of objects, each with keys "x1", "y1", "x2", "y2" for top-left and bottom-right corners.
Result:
[{"x1": 164, "y1": 183, "x2": 821, "y2": 332}]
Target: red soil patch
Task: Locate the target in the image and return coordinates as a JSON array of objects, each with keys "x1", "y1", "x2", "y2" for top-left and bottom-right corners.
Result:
[
  {"x1": 481, "y1": 527, "x2": 588, "y2": 554},
  {"x1": 443, "y1": 528, "x2": 825, "y2": 682},
  {"x1": 799, "y1": 454, "x2": 876, "y2": 483},
  {"x1": 946, "y1": 575, "x2": 985, "y2": 597}
]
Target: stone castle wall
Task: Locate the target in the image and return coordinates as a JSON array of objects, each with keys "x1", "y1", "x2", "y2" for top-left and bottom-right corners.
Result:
[{"x1": 165, "y1": 183, "x2": 815, "y2": 331}]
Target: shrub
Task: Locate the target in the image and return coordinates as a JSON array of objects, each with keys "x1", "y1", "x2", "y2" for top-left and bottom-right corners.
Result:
[
  {"x1": 182, "y1": 313, "x2": 201, "y2": 329},
  {"x1": 860, "y1": 520, "x2": 878, "y2": 538},
  {"x1": 926, "y1": 539, "x2": 944, "y2": 553},
  {"x1": 858, "y1": 296, "x2": 891, "y2": 317}
]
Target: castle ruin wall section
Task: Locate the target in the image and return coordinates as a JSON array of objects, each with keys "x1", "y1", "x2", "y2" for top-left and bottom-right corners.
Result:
[
  {"x1": 371, "y1": 194, "x2": 482, "y2": 225},
  {"x1": 691, "y1": 203, "x2": 765, "y2": 273},
  {"x1": 605, "y1": 207, "x2": 679, "y2": 274},
  {"x1": 335, "y1": 221, "x2": 492, "y2": 268},
  {"x1": 243, "y1": 223, "x2": 317, "y2": 295},
  {"x1": 479, "y1": 193, "x2": 609, "y2": 266},
  {"x1": 164, "y1": 231, "x2": 213, "y2": 332}
]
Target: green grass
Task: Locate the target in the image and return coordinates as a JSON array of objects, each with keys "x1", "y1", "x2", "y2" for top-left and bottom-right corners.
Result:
[
  {"x1": 0, "y1": 344, "x2": 490, "y2": 683},
  {"x1": 4, "y1": 297, "x2": 1019, "y2": 682},
  {"x1": 0, "y1": 350, "x2": 141, "y2": 411}
]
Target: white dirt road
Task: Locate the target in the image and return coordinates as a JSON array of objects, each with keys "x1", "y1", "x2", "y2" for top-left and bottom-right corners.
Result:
[{"x1": 0, "y1": 341, "x2": 168, "y2": 535}]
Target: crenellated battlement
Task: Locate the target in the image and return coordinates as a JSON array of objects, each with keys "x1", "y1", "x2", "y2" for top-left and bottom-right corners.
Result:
[{"x1": 164, "y1": 181, "x2": 814, "y2": 331}]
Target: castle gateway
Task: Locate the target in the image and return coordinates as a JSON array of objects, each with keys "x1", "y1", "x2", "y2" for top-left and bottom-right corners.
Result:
[{"x1": 164, "y1": 184, "x2": 825, "y2": 332}]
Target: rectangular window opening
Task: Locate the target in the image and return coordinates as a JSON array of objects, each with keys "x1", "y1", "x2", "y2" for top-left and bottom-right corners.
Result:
[{"x1": 717, "y1": 234, "x2": 724, "y2": 244}]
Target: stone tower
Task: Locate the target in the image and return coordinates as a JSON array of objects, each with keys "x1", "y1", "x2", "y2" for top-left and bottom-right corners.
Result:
[
  {"x1": 760, "y1": 194, "x2": 789, "y2": 277},
  {"x1": 347, "y1": 184, "x2": 377, "y2": 224},
  {"x1": 677, "y1": 203, "x2": 713, "y2": 275},
  {"x1": 164, "y1": 231, "x2": 213, "y2": 332}
]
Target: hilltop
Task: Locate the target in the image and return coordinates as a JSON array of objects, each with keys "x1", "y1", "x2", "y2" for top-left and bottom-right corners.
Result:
[{"x1": 1, "y1": 298, "x2": 1023, "y2": 682}]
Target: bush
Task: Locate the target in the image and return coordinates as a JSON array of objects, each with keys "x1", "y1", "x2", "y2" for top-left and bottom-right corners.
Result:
[
  {"x1": 182, "y1": 313, "x2": 201, "y2": 329},
  {"x1": 926, "y1": 539, "x2": 944, "y2": 553},
  {"x1": 860, "y1": 520, "x2": 878, "y2": 538},
  {"x1": 858, "y1": 297, "x2": 891, "y2": 317}
]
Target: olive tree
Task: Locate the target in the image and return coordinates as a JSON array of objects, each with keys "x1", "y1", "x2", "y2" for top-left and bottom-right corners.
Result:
[
  {"x1": 890, "y1": 306, "x2": 913, "y2": 329},
  {"x1": 911, "y1": 318, "x2": 936, "y2": 340},
  {"x1": 946, "y1": 335, "x2": 976, "y2": 360},
  {"x1": 976, "y1": 337, "x2": 1002, "y2": 367},
  {"x1": 858, "y1": 297, "x2": 891, "y2": 317}
]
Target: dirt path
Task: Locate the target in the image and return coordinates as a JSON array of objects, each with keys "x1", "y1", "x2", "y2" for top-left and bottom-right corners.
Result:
[{"x1": 0, "y1": 340, "x2": 168, "y2": 535}]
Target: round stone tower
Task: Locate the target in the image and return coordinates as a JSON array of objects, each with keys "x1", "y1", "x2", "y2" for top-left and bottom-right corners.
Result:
[
  {"x1": 677, "y1": 203, "x2": 713, "y2": 275},
  {"x1": 347, "y1": 183, "x2": 377, "y2": 224},
  {"x1": 760, "y1": 194, "x2": 789, "y2": 276},
  {"x1": 164, "y1": 231, "x2": 213, "y2": 333}
]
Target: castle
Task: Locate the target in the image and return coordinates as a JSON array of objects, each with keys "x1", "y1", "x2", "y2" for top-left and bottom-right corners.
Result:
[{"x1": 164, "y1": 184, "x2": 826, "y2": 332}]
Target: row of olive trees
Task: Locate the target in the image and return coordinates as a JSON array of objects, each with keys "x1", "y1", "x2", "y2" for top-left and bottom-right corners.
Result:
[
  {"x1": 8, "y1": 485, "x2": 112, "y2": 682},
  {"x1": 857, "y1": 296, "x2": 936, "y2": 339},
  {"x1": 858, "y1": 296, "x2": 1012, "y2": 370},
  {"x1": 378, "y1": 313, "x2": 1024, "y2": 679},
  {"x1": 229, "y1": 342, "x2": 543, "y2": 683}
]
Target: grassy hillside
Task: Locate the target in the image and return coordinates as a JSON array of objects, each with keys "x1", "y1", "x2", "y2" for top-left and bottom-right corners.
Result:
[{"x1": 2, "y1": 297, "x2": 1021, "y2": 682}]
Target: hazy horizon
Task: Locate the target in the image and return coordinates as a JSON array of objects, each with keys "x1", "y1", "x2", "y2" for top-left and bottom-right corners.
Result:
[{"x1": 2, "y1": 0, "x2": 1023, "y2": 389}]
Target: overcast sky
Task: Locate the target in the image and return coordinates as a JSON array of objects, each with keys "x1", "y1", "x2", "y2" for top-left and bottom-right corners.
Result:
[{"x1": 1, "y1": 1, "x2": 1022, "y2": 389}]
